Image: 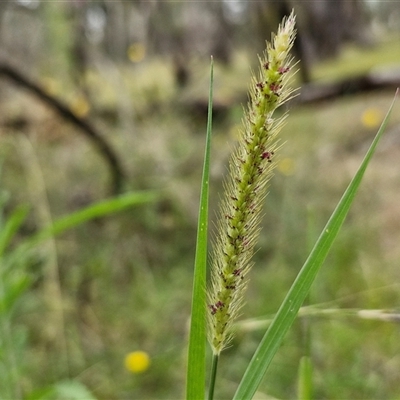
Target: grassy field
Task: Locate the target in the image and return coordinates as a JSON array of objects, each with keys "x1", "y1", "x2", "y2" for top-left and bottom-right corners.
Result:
[{"x1": 0, "y1": 35, "x2": 400, "y2": 399}]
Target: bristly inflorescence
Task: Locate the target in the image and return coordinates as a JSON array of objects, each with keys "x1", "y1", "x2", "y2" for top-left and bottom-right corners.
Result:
[{"x1": 207, "y1": 11, "x2": 297, "y2": 355}]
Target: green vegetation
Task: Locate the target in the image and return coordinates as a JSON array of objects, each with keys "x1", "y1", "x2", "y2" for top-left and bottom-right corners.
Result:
[{"x1": 0, "y1": 19, "x2": 399, "y2": 400}]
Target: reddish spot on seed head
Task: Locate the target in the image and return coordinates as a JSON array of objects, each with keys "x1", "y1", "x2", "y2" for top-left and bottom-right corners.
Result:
[
  {"x1": 209, "y1": 301, "x2": 225, "y2": 315},
  {"x1": 278, "y1": 66, "x2": 290, "y2": 74},
  {"x1": 233, "y1": 269, "x2": 241, "y2": 276},
  {"x1": 209, "y1": 304, "x2": 217, "y2": 315},
  {"x1": 269, "y1": 83, "x2": 281, "y2": 94},
  {"x1": 261, "y1": 151, "x2": 274, "y2": 161},
  {"x1": 216, "y1": 301, "x2": 224, "y2": 308}
]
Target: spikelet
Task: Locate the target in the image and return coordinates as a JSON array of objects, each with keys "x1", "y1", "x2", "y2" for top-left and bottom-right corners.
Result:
[{"x1": 207, "y1": 11, "x2": 297, "y2": 355}]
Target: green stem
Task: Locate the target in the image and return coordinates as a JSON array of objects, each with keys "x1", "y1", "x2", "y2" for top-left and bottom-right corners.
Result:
[{"x1": 208, "y1": 353, "x2": 219, "y2": 400}]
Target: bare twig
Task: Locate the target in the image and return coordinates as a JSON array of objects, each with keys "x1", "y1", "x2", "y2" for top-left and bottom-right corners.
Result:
[{"x1": 0, "y1": 63, "x2": 125, "y2": 194}]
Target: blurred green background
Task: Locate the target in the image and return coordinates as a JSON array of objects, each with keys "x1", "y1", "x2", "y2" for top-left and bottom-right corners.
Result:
[{"x1": 0, "y1": 1, "x2": 400, "y2": 399}]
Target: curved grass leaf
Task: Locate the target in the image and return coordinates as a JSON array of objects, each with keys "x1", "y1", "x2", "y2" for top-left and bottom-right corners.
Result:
[
  {"x1": 0, "y1": 205, "x2": 29, "y2": 257},
  {"x1": 7, "y1": 190, "x2": 159, "y2": 265},
  {"x1": 233, "y1": 90, "x2": 398, "y2": 399},
  {"x1": 32, "y1": 190, "x2": 159, "y2": 242},
  {"x1": 186, "y1": 57, "x2": 214, "y2": 400}
]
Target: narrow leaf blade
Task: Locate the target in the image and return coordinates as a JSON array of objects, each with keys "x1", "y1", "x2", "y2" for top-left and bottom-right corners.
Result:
[
  {"x1": 186, "y1": 57, "x2": 214, "y2": 400},
  {"x1": 0, "y1": 205, "x2": 29, "y2": 256},
  {"x1": 8, "y1": 191, "x2": 159, "y2": 263},
  {"x1": 37, "y1": 190, "x2": 159, "y2": 240}
]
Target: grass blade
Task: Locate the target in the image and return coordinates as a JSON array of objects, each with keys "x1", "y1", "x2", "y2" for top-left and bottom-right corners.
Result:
[
  {"x1": 233, "y1": 90, "x2": 398, "y2": 399},
  {"x1": 33, "y1": 190, "x2": 159, "y2": 241},
  {"x1": 8, "y1": 191, "x2": 159, "y2": 262},
  {"x1": 0, "y1": 205, "x2": 29, "y2": 257},
  {"x1": 186, "y1": 57, "x2": 214, "y2": 400}
]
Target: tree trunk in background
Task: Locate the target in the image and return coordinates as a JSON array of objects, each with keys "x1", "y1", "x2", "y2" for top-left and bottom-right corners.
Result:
[
  {"x1": 276, "y1": 1, "x2": 312, "y2": 84},
  {"x1": 0, "y1": 0, "x2": 382, "y2": 90},
  {"x1": 71, "y1": 2, "x2": 89, "y2": 89},
  {"x1": 208, "y1": 1, "x2": 233, "y2": 65},
  {"x1": 0, "y1": 0, "x2": 11, "y2": 44},
  {"x1": 104, "y1": 0, "x2": 129, "y2": 61},
  {"x1": 250, "y1": 0, "x2": 369, "y2": 82},
  {"x1": 298, "y1": 0, "x2": 368, "y2": 59},
  {"x1": 249, "y1": 0, "x2": 312, "y2": 83}
]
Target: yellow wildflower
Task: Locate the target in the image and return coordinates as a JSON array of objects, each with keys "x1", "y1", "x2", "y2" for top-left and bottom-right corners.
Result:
[{"x1": 124, "y1": 351, "x2": 150, "y2": 374}]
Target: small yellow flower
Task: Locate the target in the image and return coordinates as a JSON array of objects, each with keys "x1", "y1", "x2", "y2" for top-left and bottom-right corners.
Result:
[
  {"x1": 361, "y1": 107, "x2": 383, "y2": 129},
  {"x1": 278, "y1": 157, "x2": 295, "y2": 176},
  {"x1": 124, "y1": 351, "x2": 150, "y2": 374},
  {"x1": 70, "y1": 95, "x2": 90, "y2": 118},
  {"x1": 127, "y1": 42, "x2": 146, "y2": 63},
  {"x1": 42, "y1": 77, "x2": 59, "y2": 96}
]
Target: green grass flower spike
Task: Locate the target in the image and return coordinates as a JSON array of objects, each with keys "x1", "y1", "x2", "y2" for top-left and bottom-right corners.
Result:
[{"x1": 207, "y1": 11, "x2": 297, "y2": 355}]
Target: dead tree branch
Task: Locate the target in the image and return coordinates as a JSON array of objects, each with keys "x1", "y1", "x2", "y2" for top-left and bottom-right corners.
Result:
[
  {"x1": 297, "y1": 68, "x2": 400, "y2": 104},
  {"x1": 0, "y1": 63, "x2": 125, "y2": 194}
]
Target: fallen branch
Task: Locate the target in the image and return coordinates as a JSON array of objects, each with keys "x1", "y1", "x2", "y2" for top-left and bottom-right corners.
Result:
[
  {"x1": 297, "y1": 66, "x2": 400, "y2": 104},
  {"x1": 0, "y1": 63, "x2": 125, "y2": 194}
]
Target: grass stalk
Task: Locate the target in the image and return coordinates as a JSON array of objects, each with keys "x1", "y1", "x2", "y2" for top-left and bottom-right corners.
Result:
[
  {"x1": 0, "y1": 205, "x2": 28, "y2": 399},
  {"x1": 16, "y1": 134, "x2": 70, "y2": 374},
  {"x1": 208, "y1": 354, "x2": 219, "y2": 400}
]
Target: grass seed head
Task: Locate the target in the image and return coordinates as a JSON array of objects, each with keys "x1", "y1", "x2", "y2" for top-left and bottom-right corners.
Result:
[{"x1": 207, "y1": 11, "x2": 297, "y2": 355}]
